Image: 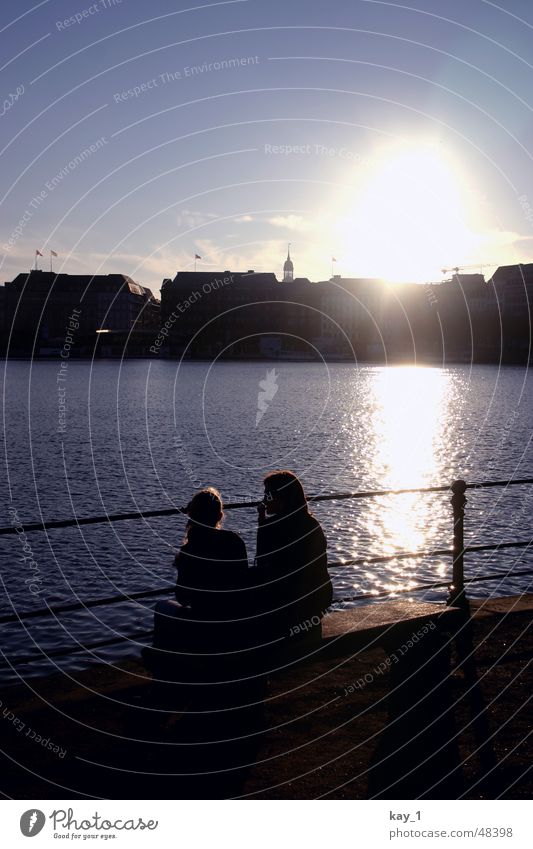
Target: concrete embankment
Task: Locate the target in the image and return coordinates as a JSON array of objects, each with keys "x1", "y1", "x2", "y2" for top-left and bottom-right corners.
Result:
[{"x1": 0, "y1": 595, "x2": 531, "y2": 799}]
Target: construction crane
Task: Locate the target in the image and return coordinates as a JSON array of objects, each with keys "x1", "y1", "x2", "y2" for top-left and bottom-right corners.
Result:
[{"x1": 441, "y1": 264, "x2": 487, "y2": 276}]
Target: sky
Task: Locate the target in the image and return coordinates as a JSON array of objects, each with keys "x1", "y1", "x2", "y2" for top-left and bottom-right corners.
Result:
[{"x1": 1, "y1": 0, "x2": 533, "y2": 293}]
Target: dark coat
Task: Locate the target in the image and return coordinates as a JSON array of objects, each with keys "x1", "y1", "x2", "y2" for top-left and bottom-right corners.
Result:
[
  {"x1": 174, "y1": 527, "x2": 248, "y2": 620},
  {"x1": 253, "y1": 509, "x2": 333, "y2": 637}
]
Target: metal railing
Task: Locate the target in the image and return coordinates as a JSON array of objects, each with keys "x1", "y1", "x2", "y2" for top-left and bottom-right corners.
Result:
[
  {"x1": 2, "y1": 477, "x2": 533, "y2": 537},
  {"x1": 1, "y1": 477, "x2": 532, "y2": 664}
]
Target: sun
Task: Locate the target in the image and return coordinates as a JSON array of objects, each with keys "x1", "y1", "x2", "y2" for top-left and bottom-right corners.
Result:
[{"x1": 333, "y1": 143, "x2": 482, "y2": 282}]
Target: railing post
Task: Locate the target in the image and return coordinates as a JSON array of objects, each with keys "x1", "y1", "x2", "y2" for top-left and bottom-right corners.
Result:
[{"x1": 448, "y1": 479, "x2": 468, "y2": 607}]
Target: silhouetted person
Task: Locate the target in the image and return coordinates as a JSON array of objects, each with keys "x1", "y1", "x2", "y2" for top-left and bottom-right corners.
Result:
[
  {"x1": 147, "y1": 488, "x2": 248, "y2": 673},
  {"x1": 143, "y1": 489, "x2": 263, "y2": 789},
  {"x1": 174, "y1": 487, "x2": 248, "y2": 616},
  {"x1": 254, "y1": 470, "x2": 333, "y2": 645}
]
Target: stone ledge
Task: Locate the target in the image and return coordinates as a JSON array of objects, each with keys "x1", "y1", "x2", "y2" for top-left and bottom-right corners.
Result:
[{"x1": 321, "y1": 600, "x2": 461, "y2": 655}]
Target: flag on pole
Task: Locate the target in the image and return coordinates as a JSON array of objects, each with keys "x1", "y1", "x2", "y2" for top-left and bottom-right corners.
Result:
[
  {"x1": 195, "y1": 254, "x2": 201, "y2": 260},
  {"x1": 332, "y1": 257, "x2": 337, "y2": 262},
  {"x1": 51, "y1": 250, "x2": 58, "y2": 257},
  {"x1": 35, "y1": 249, "x2": 43, "y2": 256}
]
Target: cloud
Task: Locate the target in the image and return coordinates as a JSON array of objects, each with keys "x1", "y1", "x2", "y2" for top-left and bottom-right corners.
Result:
[
  {"x1": 469, "y1": 229, "x2": 533, "y2": 269},
  {"x1": 175, "y1": 209, "x2": 217, "y2": 230},
  {"x1": 266, "y1": 215, "x2": 313, "y2": 232},
  {"x1": 234, "y1": 215, "x2": 254, "y2": 223},
  {"x1": 478, "y1": 229, "x2": 529, "y2": 248}
]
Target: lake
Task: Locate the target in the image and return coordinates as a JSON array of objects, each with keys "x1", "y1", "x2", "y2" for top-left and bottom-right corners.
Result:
[{"x1": 1, "y1": 360, "x2": 532, "y2": 681}]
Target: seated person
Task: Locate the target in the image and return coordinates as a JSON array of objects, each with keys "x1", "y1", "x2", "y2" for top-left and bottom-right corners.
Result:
[
  {"x1": 174, "y1": 487, "x2": 248, "y2": 618},
  {"x1": 253, "y1": 470, "x2": 333, "y2": 646},
  {"x1": 147, "y1": 488, "x2": 249, "y2": 672}
]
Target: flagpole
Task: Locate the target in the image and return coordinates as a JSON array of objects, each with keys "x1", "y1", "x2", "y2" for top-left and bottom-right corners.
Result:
[
  {"x1": 50, "y1": 251, "x2": 52, "y2": 272},
  {"x1": 194, "y1": 257, "x2": 197, "y2": 273}
]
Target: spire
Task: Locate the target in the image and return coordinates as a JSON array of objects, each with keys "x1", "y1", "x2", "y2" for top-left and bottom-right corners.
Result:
[{"x1": 283, "y1": 242, "x2": 294, "y2": 282}]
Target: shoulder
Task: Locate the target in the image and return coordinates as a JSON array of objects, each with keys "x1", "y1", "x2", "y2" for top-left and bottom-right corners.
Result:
[
  {"x1": 219, "y1": 529, "x2": 246, "y2": 548},
  {"x1": 218, "y1": 528, "x2": 243, "y2": 540},
  {"x1": 305, "y1": 513, "x2": 327, "y2": 544},
  {"x1": 293, "y1": 511, "x2": 321, "y2": 532},
  {"x1": 175, "y1": 539, "x2": 195, "y2": 559},
  {"x1": 308, "y1": 512, "x2": 324, "y2": 530}
]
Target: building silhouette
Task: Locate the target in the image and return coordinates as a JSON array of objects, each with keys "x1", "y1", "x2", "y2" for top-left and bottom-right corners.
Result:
[
  {"x1": 160, "y1": 267, "x2": 319, "y2": 358},
  {"x1": 1, "y1": 259, "x2": 531, "y2": 363},
  {"x1": 487, "y1": 263, "x2": 533, "y2": 361},
  {"x1": 2, "y1": 271, "x2": 160, "y2": 356}
]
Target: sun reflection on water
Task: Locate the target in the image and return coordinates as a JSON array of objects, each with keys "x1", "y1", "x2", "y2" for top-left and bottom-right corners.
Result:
[
  {"x1": 359, "y1": 366, "x2": 450, "y2": 593},
  {"x1": 372, "y1": 366, "x2": 447, "y2": 488}
]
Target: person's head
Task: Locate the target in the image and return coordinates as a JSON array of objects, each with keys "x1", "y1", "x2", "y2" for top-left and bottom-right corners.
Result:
[
  {"x1": 263, "y1": 470, "x2": 308, "y2": 516},
  {"x1": 185, "y1": 487, "x2": 223, "y2": 536}
]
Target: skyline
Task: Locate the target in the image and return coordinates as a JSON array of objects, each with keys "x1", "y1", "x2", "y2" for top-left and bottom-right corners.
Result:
[
  {"x1": 4, "y1": 244, "x2": 531, "y2": 292},
  {"x1": 2, "y1": 0, "x2": 533, "y2": 291}
]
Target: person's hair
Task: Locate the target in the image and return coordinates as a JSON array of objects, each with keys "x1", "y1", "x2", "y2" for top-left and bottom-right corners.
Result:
[
  {"x1": 263, "y1": 470, "x2": 309, "y2": 514},
  {"x1": 184, "y1": 487, "x2": 223, "y2": 540}
]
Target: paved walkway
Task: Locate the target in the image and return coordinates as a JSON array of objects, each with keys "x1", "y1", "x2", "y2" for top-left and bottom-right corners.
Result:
[{"x1": 0, "y1": 595, "x2": 530, "y2": 799}]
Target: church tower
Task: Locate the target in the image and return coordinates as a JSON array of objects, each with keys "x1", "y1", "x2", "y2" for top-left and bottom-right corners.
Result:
[{"x1": 282, "y1": 244, "x2": 294, "y2": 282}]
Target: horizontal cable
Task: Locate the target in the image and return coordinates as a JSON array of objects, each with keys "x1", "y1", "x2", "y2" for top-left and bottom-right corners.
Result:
[
  {"x1": 0, "y1": 630, "x2": 155, "y2": 665},
  {"x1": 337, "y1": 567, "x2": 533, "y2": 602},
  {"x1": 331, "y1": 538, "x2": 533, "y2": 569},
  {"x1": 0, "y1": 584, "x2": 176, "y2": 625},
  {"x1": 0, "y1": 538, "x2": 531, "y2": 626},
  {"x1": 4, "y1": 568, "x2": 533, "y2": 666},
  {"x1": 0, "y1": 505, "x2": 187, "y2": 536},
  {"x1": 2, "y1": 477, "x2": 533, "y2": 537}
]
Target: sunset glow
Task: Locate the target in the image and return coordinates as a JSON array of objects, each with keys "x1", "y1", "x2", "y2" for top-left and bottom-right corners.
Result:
[{"x1": 333, "y1": 144, "x2": 482, "y2": 283}]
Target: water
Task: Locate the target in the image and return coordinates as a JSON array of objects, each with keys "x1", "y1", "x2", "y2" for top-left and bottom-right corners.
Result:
[{"x1": 1, "y1": 360, "x2": 532, "y2": 682}]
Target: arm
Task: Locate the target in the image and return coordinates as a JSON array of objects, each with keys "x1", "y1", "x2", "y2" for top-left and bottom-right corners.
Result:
[
  {"x1": 255, "y1": 517, "x2": 277, "y2": 569},
  {"x1": 174, "y1": 549, "x2": 194, "y2": 606},
  {"x1": 254, "y1": 502, "x2": 267, "y2": 568},
  {"x1": 309, "y1": 524, "x2": 333, "y2": 612},
  {"x1": 234, "y1": 536, "x2": 249, "y2": 574}
]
